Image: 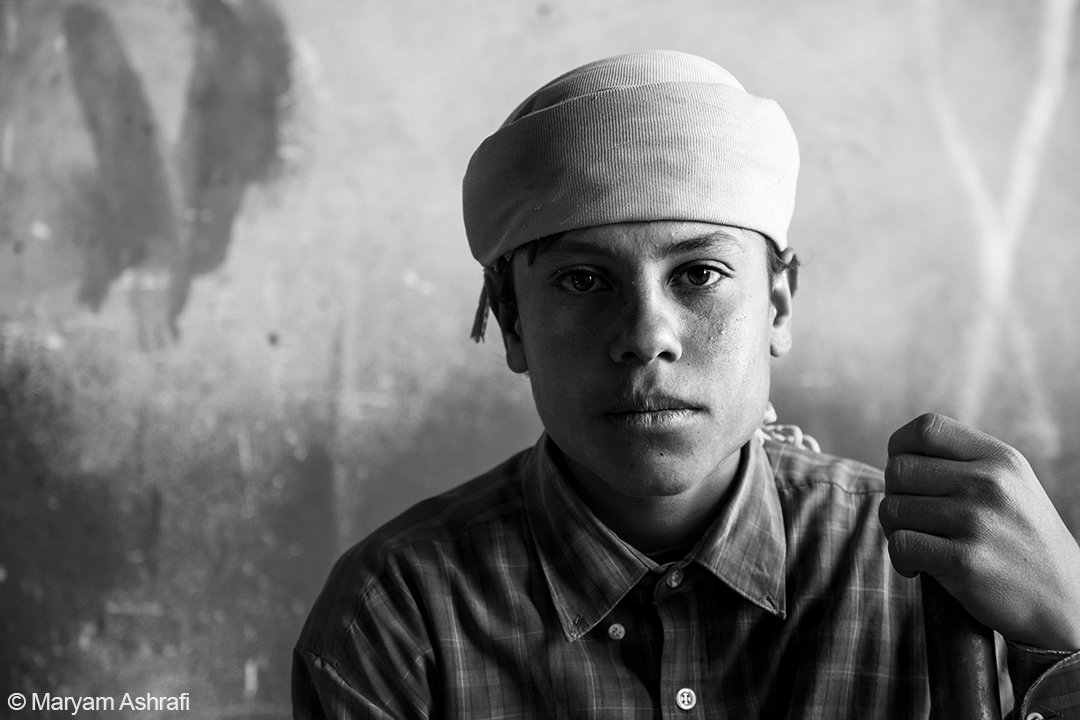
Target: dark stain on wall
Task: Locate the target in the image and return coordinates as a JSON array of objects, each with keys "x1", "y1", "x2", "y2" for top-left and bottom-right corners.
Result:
[
  {"x1": 61, "y1": 0, "x2": 291, "y2": 350},
  {"x1": 179, "y1": 0, "x2": 291, "y2": 276},
  {"x1": 63, "y1": 4, "x2": 179, "y2": 316}
]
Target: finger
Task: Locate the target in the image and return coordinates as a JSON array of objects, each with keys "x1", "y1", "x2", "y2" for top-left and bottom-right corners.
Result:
[
  {"x1": 885, "y1": 529, "x2": 962, "y2": 580},
  {"x1": 887, "y1": 412, "x2": 1001, "y2": 462},
  {"x1": 878, "y1": 494, "x2": 971, "y2": 539},
  {"x1": 884, "y1": 453, "x2": 976, "y2": 496}
]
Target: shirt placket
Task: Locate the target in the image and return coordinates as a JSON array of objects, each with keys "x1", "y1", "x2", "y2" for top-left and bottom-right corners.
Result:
[{"x1": 655, "y1": 562, "x2": 704, "y2": 718}]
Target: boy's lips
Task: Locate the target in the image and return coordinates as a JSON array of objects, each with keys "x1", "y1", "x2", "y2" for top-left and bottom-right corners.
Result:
[
  {"x1": 603, "y1": 389, "x2": 701, "y2": 414},
  {"x1": 602, "y1": 391, "x2": 703, "y2": 428},
  {"x1": 604, "y1": 407, "x2": 699, "y2": 429}
]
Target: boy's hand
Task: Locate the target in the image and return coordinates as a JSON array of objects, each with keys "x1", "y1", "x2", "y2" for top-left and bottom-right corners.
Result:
[{"x1": 879, "y1": 412, "x2": 1080, "y2": 651}]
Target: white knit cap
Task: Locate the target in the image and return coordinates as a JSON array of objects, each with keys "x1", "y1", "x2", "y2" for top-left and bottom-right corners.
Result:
[{"x1": 462, "y1": 50, "x2": 800, "y2": 267}]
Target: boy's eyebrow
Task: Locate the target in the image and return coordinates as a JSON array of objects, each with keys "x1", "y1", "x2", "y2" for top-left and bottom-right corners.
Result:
[
  {"x1": 536, "y1": 230, "x2": 746, "y2": 262},
  {"x1": 659, "y1": 232, "x2": 745, "y2": 257}
]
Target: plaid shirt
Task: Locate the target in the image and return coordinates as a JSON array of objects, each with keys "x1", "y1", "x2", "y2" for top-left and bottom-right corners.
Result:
[{"x1": 293, "y1": 435, "x2": 1080, "y2": 719}]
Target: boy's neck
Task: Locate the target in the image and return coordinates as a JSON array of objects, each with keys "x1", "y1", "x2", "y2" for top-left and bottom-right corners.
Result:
[{"x1": 552, "y1": 444, "x2": 744, "y2": 557}]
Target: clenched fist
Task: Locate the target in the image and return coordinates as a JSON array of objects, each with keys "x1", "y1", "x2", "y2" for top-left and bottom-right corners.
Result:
[{"x1": 878, "y1": 412, "x2": 1080, "y2": 651}]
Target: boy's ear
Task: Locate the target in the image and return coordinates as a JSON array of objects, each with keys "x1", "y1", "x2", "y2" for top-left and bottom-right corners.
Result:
[
  {"x1": 484, "y1": 271, "x2": 529, "y2": 374},
  {"x1": 784, "y1": 249, "x2": 799, "y2": 298},
  {"x1": 769, "y1": 249, "x2": 797, "y2": 358}
]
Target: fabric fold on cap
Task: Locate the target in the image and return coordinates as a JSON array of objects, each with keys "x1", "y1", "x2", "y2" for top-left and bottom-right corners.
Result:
[{"x1": 462, "y1": 50, "x2": 800, "y2": 268}]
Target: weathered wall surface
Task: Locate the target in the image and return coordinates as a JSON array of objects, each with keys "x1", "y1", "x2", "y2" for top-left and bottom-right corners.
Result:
[{"x1": 1, "y1": 0, "x2": 1078, "y2": 716}]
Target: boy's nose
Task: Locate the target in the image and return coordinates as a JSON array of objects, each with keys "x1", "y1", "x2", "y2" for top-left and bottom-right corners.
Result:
[{"x1": 608, "y1": 286, "x2": 683, "y2": 365}]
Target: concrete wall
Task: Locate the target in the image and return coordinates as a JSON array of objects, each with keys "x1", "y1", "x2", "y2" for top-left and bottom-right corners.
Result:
[{"x1": 2, "y1": 0, "x2": 1078, "y2": 716}]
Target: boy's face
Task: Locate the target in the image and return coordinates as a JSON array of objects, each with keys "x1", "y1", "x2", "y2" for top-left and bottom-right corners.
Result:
[{"x1": 498, "y1": 221, "x2": 794, "y2": 500}]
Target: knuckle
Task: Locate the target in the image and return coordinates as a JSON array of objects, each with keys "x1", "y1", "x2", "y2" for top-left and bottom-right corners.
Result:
[
  {"x1": 887, "y1": 533, "x2": 920, "y2": 578},
  {"x1": 971, "y1": 505, "x2": 998, "y2": 537},
  {"x1": 887, "y1": 530, "x2": 901, "y2": 555},
  {"x1": 999, "y1": 444, "x2": 1030, "y2": 476},
  {"x1": 914, "y1": 412, "x2": 943, "y2": 439},
  {"x1": 888, "y1": 454, "x2": 904, "y2": 475},
  {"x1": 948, "y1": 541, "x2": 987, "y2": 584},
  {"x1": 884, "y1": 455, "x2": 907, "y2": 486},
  {"x1": 951, "y1": 502, "x2": 983, "y2": 535},
  {"x1": 952, "y1": 545, "x2": 973, "y2": 575},
  {"x1": 884, "y1": 456, "x2": 897, "y2": 483},
  {"x1": 974, "y1": 470, "x2": 1010, "y2": 507},
  {"x1": 955, "y1": 488, "x2": 1007, "y2": 544},
  {"x1": 888, "y1": 531, "x2": 912, "y2": 565},
  {"x1": 970, "y1": 460, "x2": 1018, "y2": 505},
  {"x1": 878, "y1": 496, "x2": 898, "y2": 531}
]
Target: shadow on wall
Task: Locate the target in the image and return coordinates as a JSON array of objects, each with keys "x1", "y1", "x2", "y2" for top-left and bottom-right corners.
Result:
[
  {"x1": 0, "y1": 326, "x2": 540, "y2": 718},
  {"x1": 61, "y1": 0, "x2": 290, "y2": 351},
  {"x1": 0, "y1": 349, "x2": 135, "y2": 701},
  {"x1": 0, "y1": 332, "x2": 337, "y2": 717}
]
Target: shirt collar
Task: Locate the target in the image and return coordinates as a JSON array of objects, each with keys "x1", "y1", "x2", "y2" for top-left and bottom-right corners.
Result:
[
  {"x1": 523, "y1": 435, "x2": 652, "y2": 641},
  {"x1": 523, "y1": 434, "x2": 787, "y2": 642},
  {"x1": 693, "y1": 436, "x2": 787, "y2": 618}
]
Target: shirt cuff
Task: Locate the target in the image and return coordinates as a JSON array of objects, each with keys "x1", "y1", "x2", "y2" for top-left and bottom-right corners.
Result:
[{"x1": 1008, "y1": 641, "x2": 1080, "y2": 719}]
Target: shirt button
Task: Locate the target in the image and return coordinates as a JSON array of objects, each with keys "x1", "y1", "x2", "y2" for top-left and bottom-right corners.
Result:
[
  {"x1": 666, "y1": 569, "x2": 684, "y2": 588},
  {"x1": 675, "y1": 687, "x2": 697, "y2": 710},
  {"x1": 607, "y1": 623, "x2": 626, "y2": 640}
]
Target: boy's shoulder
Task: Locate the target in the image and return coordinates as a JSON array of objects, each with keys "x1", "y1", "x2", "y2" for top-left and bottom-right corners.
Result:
[
  {"x1": 319, "y1": 445, "x2": 535, "y2": 599},
  {"x1": 763, "y1": 438, "x2": 885, "y2": 498}
]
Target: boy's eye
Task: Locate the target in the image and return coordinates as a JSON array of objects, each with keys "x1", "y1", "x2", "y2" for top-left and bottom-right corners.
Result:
[
  {"x1": 675, "y1": 265, "x2": 723, "y2": 288},
  {"x1": 556, "y1": 270, "x2": 606, "y2": 294}
]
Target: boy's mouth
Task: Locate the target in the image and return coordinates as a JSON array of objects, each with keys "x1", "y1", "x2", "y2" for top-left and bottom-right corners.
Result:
[
  {"x1": 603, "y1": 390, "x2": 702, "y2": 427},
  {"x1": 605, "y1": 408, "x2": 698, "y2": 428}
]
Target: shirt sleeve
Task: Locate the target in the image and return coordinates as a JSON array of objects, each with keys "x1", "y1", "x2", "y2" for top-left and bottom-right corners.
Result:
[
  {"x1": 291, "y1": 545, "x2": 439, "y2": 720},
  {"x1": 292, "y1": 623, "x2": 436, "y2": 720},
  {"x1": 1007, "y1": 642, "x2": 1080, "y2": 719},
  {"x1": 292, "y1": 647, "x2": 404, "y2": 720}
]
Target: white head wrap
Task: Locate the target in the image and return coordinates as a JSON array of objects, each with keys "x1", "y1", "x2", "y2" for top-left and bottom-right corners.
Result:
[{"x1": 463, "y1": 50, "x2": 800, "y2": 337}]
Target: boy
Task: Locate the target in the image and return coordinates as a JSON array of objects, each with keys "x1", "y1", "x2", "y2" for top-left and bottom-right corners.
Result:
[{"x1": 294, "y1": 50, "x2": 1080, "y2": 718}]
